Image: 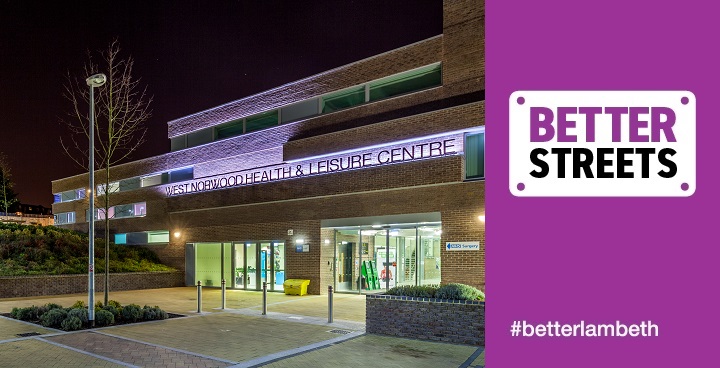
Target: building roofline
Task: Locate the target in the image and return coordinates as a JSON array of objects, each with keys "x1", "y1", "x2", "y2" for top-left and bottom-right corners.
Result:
[{"x1": 166, "y1": 34, "x2": 443, "y2": 127}]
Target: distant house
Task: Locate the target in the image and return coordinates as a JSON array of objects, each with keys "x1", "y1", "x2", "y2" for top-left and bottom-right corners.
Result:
[{"x1": 1, "y1": 203, "x2": 54, "y2": 226}]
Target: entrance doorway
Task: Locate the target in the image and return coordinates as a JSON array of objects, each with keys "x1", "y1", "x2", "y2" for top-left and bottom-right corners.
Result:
[
  {"x1": 233, "y1": 241, "x2": 285, "y2": 291},
  {"x1": 327, "y1": 223, "x2": 442, "y2": 293}
]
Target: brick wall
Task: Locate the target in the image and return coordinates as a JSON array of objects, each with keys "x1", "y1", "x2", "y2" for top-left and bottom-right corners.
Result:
[
  {"x1": 0, "y1": 272, "x2": 184, "y2": 299},
  {"x1": 366, "y1": 294, "x2": 485, "y2": 346}
]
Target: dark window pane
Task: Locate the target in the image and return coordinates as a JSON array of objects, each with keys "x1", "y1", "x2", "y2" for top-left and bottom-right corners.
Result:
[
  {"x1": 281, "y1": 98, "x2": 319, "y2": 123},
  {"x1": 169, "y1": 167, "x2": 193, "y2": 183},
  {"x1": 216, "y1": 119, "x2": 244, "y2": 139},
  {"x1": 245, "y1": 110, "x2": 279, "y2": 132},
  {"x1": 187, "y1": 128, "x2": 214, "y2": 148},
  {"x1": 465, "y1": 132, "x2": 485, "y2": 180},
  {"x1": 369, "y1": 63, "x2": 441, "y2": 101},
  {"x1": 170, "y1": 136, "x2": 186, "y2": 151},
  {"x1": 119, "y1": 178, "x2": 141, "y2": 192},
  {"x1": 321, "y1": 86, "x2": 365, "y2": 113}
]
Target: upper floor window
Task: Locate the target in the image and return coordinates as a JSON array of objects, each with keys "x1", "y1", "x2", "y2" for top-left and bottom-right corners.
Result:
[
  {"x1": 53, "y1": 188, "x2": 86, "y2": 203},
  {"x1": 465, "y1": 132, "x2": 485, "y2": 180}
]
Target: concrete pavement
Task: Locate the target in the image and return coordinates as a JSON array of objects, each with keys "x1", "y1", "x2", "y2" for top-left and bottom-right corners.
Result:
[{"x1": 0, "y1": 287, "x2": 484, "y2": 367}]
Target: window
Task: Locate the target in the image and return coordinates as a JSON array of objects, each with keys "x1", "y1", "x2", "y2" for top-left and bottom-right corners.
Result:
[
  {"x1": 170, "y1": 136, "x2": 186, "y2": 151},
  {"x1": 281, "y1": 98, "x2": 319, "y2": 123},
  {"x1": 187, "y1": 127, "x2": 214, "y2": 148},
  {"x1": 119, "y1": 178, "x2": 141, "y2": 192},
  {"x1": 465, "y1": 132, "x2": 485, "y2": 180},
  {"x1": 141, "y1": 173, "x2": 168, "y2": 187},
  {"x1": 215, "y1": 119, "x2": 244, "y2": 140},
  {"x1": 115, "y1": 230, "x2": 170, "y2": 245},
  {"x1": 89, "y1": 201, "x2": 146, "y2": 221},
  {"x1": 54, "y1": 212, "x2": 76, "y2": 225},
  {"x1": 321, "y1": 86, "x2": 365, "y2": 114},
  {"x1": 55, "y1": 188, "x2": 85, "y2": 203},
  {"x1": 169, "y1": 167, "x2": 193, "y2": 183},
  {"x1": 245, "y1": 110, "x2": 279, "y2": 133},
  {"x1": 369, "y1": 63, "x2": 441, "y2": 102},
  {"x1": 97, "y1": 181, "x2": 120, "y2": 196}
]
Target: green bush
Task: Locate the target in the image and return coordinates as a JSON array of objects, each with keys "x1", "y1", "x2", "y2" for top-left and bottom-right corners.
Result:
[
  {"x1": 102, "y1": 305, "x2": 120, "y2": 321},
  {"x1": 107, "y1": 300, "x2": 122, "y2": 309},
  {"x1": 60, "y1": 316, "x2": 82, "y2": 331},
  {"x1": 70, "y1": 300, "x2": 86, "y2": 309},
  {"x1": 142, "y1": 305, "x2": 168, "y2": 321},
  {"x1": 44, "y1": 303, "x2": 63, "y2": 311},
  {"x1": 40, "y1": 308, "x2": 68, "y2": 328},
  {"x1": 386, "y1": 285, "x2": 438, "y2": 298},
  {"x1": 33, "y1": 305, "x2": 49, "y2": 320},
  {"x1": 435, "y1": 283, "x2": 485, "y2": 301},
  {"x1": 94, "y1": 309, "x2": 115, "y2": 327},
  {"x1": 11, "y1": 307, "x2": 35, "y2": 321},
  {"x1": 67, "y1": 308, "x2": 88, "y2": 325},
  {"x1": 121, "y1": 304, "x2": 142, "y2": 322}
]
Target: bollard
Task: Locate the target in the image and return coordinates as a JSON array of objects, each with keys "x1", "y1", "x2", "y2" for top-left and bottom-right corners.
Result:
[
  {"x1": 221, "y1": 279, "x2": 226, "y2": 310},
  {"x1": 197, "y1": 281, "x2": 202, "y2": 313},
  {"x1": 262, "y1": 281, "x2": 267, "y2": 315},
  {"x1": 328, "y1": 285, "x2": 334, "y2": 323}
]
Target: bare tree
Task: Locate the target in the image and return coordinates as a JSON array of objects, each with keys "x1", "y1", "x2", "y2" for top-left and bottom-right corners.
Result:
[
  {"x1": 0, "y1": 152, "x2": 18, "y2": 221},
  {"x1": 61, "y1": 40, "x2": 153, "y2": 305}
]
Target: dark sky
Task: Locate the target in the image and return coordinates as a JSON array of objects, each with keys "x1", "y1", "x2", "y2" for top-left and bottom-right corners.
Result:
[{"x1": 0, "y1": 0, "x2": 442, "y2": 208}]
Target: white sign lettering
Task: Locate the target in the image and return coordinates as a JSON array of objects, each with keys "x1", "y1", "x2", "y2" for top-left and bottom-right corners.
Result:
[{"x1": 445, "y1": 241, "x2": 480, "y2": 251}]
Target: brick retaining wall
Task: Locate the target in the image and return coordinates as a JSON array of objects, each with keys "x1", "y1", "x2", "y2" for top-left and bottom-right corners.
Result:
[
  {"x1": 0, "y1": 272, "x2": 184, "y2": 298},
  {"x1": 366, "y1": 294, "x2": 484, "y2": 346}
]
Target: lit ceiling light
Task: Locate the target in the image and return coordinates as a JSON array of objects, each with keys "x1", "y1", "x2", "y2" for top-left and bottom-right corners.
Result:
[
  {"x1": 389, "y1": 231, "x2": 399, "y2": 236},
  {"x1": 371, "y1": 225, "x2": 382, "y2": 228}
]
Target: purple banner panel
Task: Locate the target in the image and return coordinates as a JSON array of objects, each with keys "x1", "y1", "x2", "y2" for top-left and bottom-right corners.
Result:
[{"x1": 487, "y1": 0, "x2": 720, "y2": 367}]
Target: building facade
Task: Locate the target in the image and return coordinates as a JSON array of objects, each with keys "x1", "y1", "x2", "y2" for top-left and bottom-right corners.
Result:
[{"x1": 52, "y1": 0, "x2": 485, "y2": 295}]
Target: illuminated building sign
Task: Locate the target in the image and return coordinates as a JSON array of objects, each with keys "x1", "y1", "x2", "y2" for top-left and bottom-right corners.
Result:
[{"x1": 164, "y1": 133, "x2": 467, "y2": 197}]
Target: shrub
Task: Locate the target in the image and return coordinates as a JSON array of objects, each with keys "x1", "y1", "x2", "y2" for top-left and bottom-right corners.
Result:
[
  {"x1": 60, "y1": 316, "x2": 82, "y2": 331},
  {"x1": 44, "y1": 303, "x2": 63, "y2": 311},
  {"x1": 11, "y1": 307, "x2": 35, "y2": 321},
  {"x1": 121, "y1": 304, "x2": 142, "y2": 322},
  {"x1": 107, "y1": 300, "x2": 122, "y2": 309},
  {"x1": 142, "y1": 305, "x2": 168, "y2": 321},
  {"x1": 94, "y1": 309, "x2": 115, "y2": 327},
  {"x1": 386, "y1": 285, "x2": 438, "y2": 298},
  {"x1": 70, "y1": 300, "x2": 86, "y2": 309},
  {"x1": 33, "y1": 305, "x2": 49, "y2": 320},
  {"x1": 435, "y1": 283, "x2": 485, "y2": 301},
  {"x1": 67, "y1": 308, "x2": 88, "y2": 325},
  {"x1": 102, "y1": 305, "x2": 120, "y2": 321},
  {"x1": 40, "y1": 308, "x2": 68, "y2": 328}
]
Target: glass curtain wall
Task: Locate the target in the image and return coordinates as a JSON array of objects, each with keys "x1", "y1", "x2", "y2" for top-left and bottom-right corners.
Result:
[{"x1": 330, "y1": 223, "x2": 441, "y2": 293}]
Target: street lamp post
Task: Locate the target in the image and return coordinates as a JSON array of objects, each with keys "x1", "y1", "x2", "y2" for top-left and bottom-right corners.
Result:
[{"x1": 86, "y1": 73, "x2": 106, "y2": 326}]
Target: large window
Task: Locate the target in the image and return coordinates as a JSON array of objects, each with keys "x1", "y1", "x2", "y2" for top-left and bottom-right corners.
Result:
[
  {"x1": 89, "y1": 202, "x2": 146, "y2": 221},
  {"x1": 115, "y1": 230, "x2": 169, "y2": 245},
  {"x1": 245, "y1": 110, "x2": 279, "y2": 133},
  {"x1": 54, "y1": 188, "x2": 85, "y2": 203},
  {"x1": 54, "y1": 212, "x2": 76, "y2": 225},
  {"x1": 369, "y1": 63, "x2": 441, "y2": 102},
  {"x1": 465, "y1": 132, "x2": 485, "y2": 180},
  {"x1": 215, "y1": 119, "x2": 244, "y2": 140},
  {"x1": 321, "y1": 86, "x2": 365, "y2": 114}
]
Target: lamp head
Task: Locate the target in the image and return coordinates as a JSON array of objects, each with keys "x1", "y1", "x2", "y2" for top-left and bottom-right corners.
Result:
[{"x1": 86, "y1": 73, "x2": 106, "y2": 87}]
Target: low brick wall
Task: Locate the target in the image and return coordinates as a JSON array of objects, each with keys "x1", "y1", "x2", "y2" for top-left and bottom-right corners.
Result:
[
  {"x1": 366, "y1": 294, "x2": 485, "y2": 346},
  {"x1": 0, "y1": 272, "x2": 185, "y2": 298}
]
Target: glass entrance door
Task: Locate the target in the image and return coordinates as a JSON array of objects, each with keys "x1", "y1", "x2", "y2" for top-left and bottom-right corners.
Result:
[{"x1": 233, "y1": 241, "x2": 285, "y2": 291}]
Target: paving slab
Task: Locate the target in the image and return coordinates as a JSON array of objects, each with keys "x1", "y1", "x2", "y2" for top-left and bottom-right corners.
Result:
[
  {"x1": 101, "y1": 313, "x2": 355, "y2": 363},
  {"x1": 0, "y1": 316, "x2": 57, "y2": 341},
  {"x1": 0, "y1": 338, "x2": 124, "y2": 368},
  {"x1": 255, "y1": 335, "x2": 477, "y2": 368}
]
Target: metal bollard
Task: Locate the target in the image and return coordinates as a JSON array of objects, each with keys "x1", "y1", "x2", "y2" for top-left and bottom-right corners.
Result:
[
  {"x1": 262, "y1": 281, "x2": 267, "y2": 315},
  {"x1": 221, "y1": 279, "x2": 226, "y2": 310},
  {"x1": 197, "y1": 281, "x2": 202, "y2": 313},
  {"x1": 328, "y1": 285, "x2": 334, "y2": 323}
]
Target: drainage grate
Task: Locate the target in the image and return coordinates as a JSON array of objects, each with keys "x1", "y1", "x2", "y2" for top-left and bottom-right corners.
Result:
[
  {"x1": 16, "y1": 332, "x2": 41, "y2": 337},
  {"x1": 328, "y1": 329, "x2": 352, "y2": 335}
]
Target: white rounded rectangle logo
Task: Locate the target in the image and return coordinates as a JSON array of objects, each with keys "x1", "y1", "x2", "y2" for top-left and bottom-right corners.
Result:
[{"x1": 509, "y1": 91, "x2": 696, "y2": 197}]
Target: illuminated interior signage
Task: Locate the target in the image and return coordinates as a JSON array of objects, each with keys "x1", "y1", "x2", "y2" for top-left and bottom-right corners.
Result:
[{"x1": 165, "y1": 134, "x2": 465, "y2": 197}]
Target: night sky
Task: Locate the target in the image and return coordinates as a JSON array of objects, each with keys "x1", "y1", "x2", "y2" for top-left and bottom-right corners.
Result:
[{"x1": 0, "y1": 0, "x2": 442, "y2": 208}]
